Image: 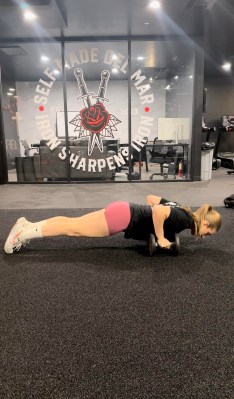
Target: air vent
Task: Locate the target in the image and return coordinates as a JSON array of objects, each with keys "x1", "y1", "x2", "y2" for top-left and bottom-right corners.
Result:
[
  {"x1": 184, "y1": 0, "x2": 218, "y2": 9},
  {"x1": 0, "y1": 0, "x2": 51, "y2": 6},
  {"x1": 0, "y1": 46, "x2": 28, "y2": 56}
]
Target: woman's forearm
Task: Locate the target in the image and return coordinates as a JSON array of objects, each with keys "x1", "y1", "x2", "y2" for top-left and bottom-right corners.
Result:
[
  {"x1": 153, "y1": 213, "x2": 165, "y2": 240},
  {"x1": 152, "y1": 206, "x2": 170, "y2": 240}
]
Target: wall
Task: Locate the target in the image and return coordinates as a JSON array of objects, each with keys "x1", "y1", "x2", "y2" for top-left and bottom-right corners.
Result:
[
  {"x1": 203, "y1": 77, "x2": 234, "y2": 147},
  {"x1": 204, "y1": 77, "x2": 234, "y2": 126}
]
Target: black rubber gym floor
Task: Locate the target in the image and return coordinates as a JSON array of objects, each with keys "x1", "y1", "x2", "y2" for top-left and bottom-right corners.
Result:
[{"x1": 0, "y1": 208, "x2": 233, "y2": 399}]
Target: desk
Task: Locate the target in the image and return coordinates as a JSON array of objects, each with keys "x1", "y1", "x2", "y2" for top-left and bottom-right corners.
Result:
[
  {"x1": 142, "y1": 143, "x2": 189, "y2": 180},
  {"x1": 119, "y1": 142, "x2": 189, "y2": 180}
]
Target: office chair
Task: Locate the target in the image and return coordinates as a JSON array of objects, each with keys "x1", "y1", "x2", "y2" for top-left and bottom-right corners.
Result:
[
  {"x1": 149, "y1": 138, "x2": 177, "y2": 180},
  {"x1": 21, "y1": 140, "x2": 39, "y2": 156}
]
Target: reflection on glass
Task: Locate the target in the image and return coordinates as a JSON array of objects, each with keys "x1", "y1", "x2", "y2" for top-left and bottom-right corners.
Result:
[
  {"x1": 1, "y1": 42, "x2": 64, "y2": 182},
  {"x1": 131, "y1": 39, "x2": 195, "y2": 181}
]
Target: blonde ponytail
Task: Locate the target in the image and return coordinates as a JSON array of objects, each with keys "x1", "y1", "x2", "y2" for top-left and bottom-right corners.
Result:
[{"x1": 181, "y1": 204, "x2": 222, "y2": 236}]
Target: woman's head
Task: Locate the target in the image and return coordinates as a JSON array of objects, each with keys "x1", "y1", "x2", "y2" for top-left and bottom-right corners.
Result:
[{"x1": 193, "y1": 204, "x2": 222, "y2": 237}]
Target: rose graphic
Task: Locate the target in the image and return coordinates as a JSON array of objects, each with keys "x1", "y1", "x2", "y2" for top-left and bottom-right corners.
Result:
[{"x1": 80, "y1": 103, "x2": 110, "y2": 134}]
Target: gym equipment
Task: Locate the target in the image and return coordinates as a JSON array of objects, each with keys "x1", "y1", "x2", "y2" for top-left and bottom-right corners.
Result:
[
  {"x1": 148, "y1": 233, "x2": 180, "y2": 256},
  {"x1": 202, "y1": 89, "x2": 220, "y2": 171},
  {"x1": 224, "y1": 194, "x2": 234, "y2": 208},
  {"x1": 202, "y1": 114, "x2": 219, "y2": 171},
  {"x1": 215, "y1": 115, "x2": 234, "y2": 174},
  {"x1": 221, "y1": 115, "x2": 234, "y2": 131},
  {"x1": 202, "y1": 122, "x2": 216, "y2": 141}
]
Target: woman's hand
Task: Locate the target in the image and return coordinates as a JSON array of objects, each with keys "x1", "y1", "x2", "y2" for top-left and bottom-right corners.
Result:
[{"x1": 157, "y1": 237, "x2": 171, "y2": 249}]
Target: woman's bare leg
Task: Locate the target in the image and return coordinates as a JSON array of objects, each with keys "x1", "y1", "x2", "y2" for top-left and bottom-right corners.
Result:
[
  {"x1": 41, "y1": 209, "x2": 109, "y2": 238},
  {"x1": 4, "y1": 209, "x2": 110, "y2": 254}
]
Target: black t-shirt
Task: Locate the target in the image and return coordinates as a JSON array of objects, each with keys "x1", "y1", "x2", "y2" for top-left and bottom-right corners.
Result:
[{"x1": 123, "y1": 199, "x2": 193, "y2": 241}]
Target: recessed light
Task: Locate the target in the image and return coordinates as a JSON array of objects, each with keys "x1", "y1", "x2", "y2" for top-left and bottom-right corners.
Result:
[
  {"x1": 149, "y1": 77, "x2": 153, "y2": 82},
  {"x1": 7, "y1": 93, "x2": 13, "y2": 96},
  {"x1": 53, "y1": 69, "x2": 60, "y2": 75},
  {"x1": 174, "y1": 76, "x2": 178, "y2": 80},
  {"x1": 9, "y1": 88, "x2": 15, "y2": 91},
  {"x1": 144, "y1": 22, "x2": 150, "y2": 25},
  {"x1": 148, "y1": 1, "x2": 161, "y2": 10},
  {"x1": 137, "y1": 56, "x2": 144, "y2": 61},
  {"x1": 112, "y1": 68, "x2": 118, "y2": 73},
  {"x1": 189, "y1": 75, "x2": 193, "y2": 79},
  {"x1": 112, "y1": 54, "x2": 118, "y2": 60},
  {"x1": 222, "y1": 62, "x2": 231, "y2": 71},
  {"x1": 24, "y1": 11, "x2": 37, "y2": 21},
  {"x1": 41, "y1": 56, "x2": 49, "y2": 62},
  {"x1": 166, "y1": 85, "x2": 170, "y2": 90}
]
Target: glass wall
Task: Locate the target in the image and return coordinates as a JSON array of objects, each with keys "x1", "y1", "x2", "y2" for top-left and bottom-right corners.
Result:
[
  {"x1": 1, "y1": 41, "x2": 64, "y2": 182},
  {"x1": 0, "y1": 37, "x2": 195, "y2": 183},
  {"x1": 63, "y1": 41, "x2": 128, "y2": 182},
  {"x1": 130, "y1": 39, "x2": 195, "y2": 181}
]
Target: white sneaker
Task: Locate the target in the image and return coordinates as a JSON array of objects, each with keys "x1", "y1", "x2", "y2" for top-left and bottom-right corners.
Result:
[
  {"x1": 4, "y1": 217, "x2": 30, "y2": 254},
  {"x1": 16, "y1": 217, "x2": 29, "y2": 228}
]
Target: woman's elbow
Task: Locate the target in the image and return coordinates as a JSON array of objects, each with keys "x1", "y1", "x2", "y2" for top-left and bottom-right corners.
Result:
[
  {"x1": 147, "y1": 195, "x2": 161, "y2": 205},
  {"x1": 146, "y1": 195, "x2": 152, "y2": 205}
]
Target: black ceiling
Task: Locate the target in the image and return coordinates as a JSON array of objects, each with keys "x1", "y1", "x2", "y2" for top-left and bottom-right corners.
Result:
[{"x1": 0, "y1": 0, "x2": 233, "y2": 80}]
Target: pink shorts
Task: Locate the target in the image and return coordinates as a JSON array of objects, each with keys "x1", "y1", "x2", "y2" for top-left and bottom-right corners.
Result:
[{"x1": 104, "y1": 202, "x2": 131, "y2": 235}]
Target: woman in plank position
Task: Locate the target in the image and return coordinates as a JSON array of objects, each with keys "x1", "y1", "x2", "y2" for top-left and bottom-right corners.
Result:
[{"x1": 4, "y1": 196, "x2": 221, "y2": 254}]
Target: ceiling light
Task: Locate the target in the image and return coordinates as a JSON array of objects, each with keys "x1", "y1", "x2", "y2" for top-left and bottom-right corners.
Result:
[
  {"x1": 112, "y1": 54, "x2": 118, "y2": 60},
  {"x1": 148, "y1": 1, "x2": 161, "y2": 10},
  {"x1": 174, "y1": 76, "x2": 178, "y2": 80},
  {"x1": 149, "y1": 77, "x2": 153, "y2": 82},
  {"x1": 112, "y1": 68, "x2": 118, "y2": 73},
  {"x1": 24, "y1": 11, "x2": 37, "y2": 21},
  {"x1": 189, "y1": 75, "x2": 193, "y2": 79},
  {"x1": 7, "y1": 93, "x2": 13, "y2": 96},
  {"x1": 41, "y1": 55, "x2": 49, "y2": 62},
  {"x1": 53, "y1": 69, "x2": 60, "y2": 75},
  {"x1": 9, "y1": 88, "x2": 15, "y2": 91},
  {"x1": 222, "y1": 62, "x2": 231, "y2": 72},
  {"x1": 137, "y1": 56, "x2": 144, "y2": 61},
  {"x1": 144, "y1": 22, "x2": 150, "y2": 25}
]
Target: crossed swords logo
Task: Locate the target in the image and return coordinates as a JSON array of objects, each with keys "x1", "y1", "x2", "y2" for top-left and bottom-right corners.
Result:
[{"x1": 70, "y1": 68, "x2": 121, "y2": 156}]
